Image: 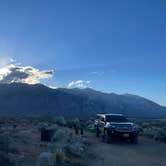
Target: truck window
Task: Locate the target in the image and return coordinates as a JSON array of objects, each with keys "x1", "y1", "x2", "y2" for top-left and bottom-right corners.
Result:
[{"x1": 106, "y1": 115, "x2": 128, "y2": 122}]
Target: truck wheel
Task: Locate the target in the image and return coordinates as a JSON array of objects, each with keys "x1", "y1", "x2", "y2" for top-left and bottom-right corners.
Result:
[
  {"x1": 103, "y1": 127, "x2": 106, "y2": 135},
  {"x1": 130, "y1": 136, "x2": 138, "y2": 144},
  {"x1": 96, "y1": 126, "x2": 100, "y2": 137}
]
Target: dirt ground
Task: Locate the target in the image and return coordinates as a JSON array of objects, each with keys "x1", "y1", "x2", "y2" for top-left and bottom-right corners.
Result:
[{"x1": 84, "y1": 132, "x2": 166, "y2": 166}]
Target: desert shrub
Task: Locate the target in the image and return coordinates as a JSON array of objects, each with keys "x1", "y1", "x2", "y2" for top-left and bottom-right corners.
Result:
[
  {"x1": 9, "y1": 147, "x2": 20, "y2": 154},
  {"x1": 0, "y1": 151, "x2": 10, "y2": 166},
  {"x1": 86, "y1": 119, "x2": 94, "y2": 126},
  {"x1": 52, "y1": 128, "x2": 71, "y2": 144},
  {"x1": 66, "y1": 120, "x2": 74, "y2": 128},
  {"x1": 0, "y1": 135, "x2": 10, "y2": 152},
  {"x1": 38, "y1": 123, "x2": 58, "y2": 134},
  {"x1": 65, "y1": 136, "x2": 87, "y2": 158},
  {"x1": 138, "y1": 126, "x2": 143, "y2": 133},
  {"x1": 52, "y1": 129, "x2": 66, "y2": 142},
  {"x1": 73, "y1": 118, "x2": 80, "y2": 124},
  {"x1": 12, "y1": 124, "x2": 17, "y2": 130},
  {"x1": 56, "y1": 117, "x2": 66, "y2": 126},
  {"x1": 154, "y1": 128, "x2": 166, "y2": 142},
  {"x1": 47, "y1": 124, "x2": 58, "y2": 131},
  {"x1": 65, "y1": 142, "x2": 84, "y2": 158},
  {"x1": 140, "y1": 122, "x2": 151, "y2": 128},
  {"x1": 141, "y1": 127, "x2": 158, "y2": 138},
  {"x1": 70, "y1": 161, "x2": 84, "y2": 166}
]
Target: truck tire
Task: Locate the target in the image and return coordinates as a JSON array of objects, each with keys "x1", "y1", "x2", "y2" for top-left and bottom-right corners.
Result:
[
  {"x1": 130, "y1": 136, "x2": 138, "y2": 144},
  {"x1": 96, "y1": 126, "x2": 100, "y2": 137}
]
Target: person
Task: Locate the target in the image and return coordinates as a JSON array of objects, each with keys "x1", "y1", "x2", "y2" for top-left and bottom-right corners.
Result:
[
  {"x1": 96, "y1": 124, "x2": 101, "y2": 137},
  {"x1": 73, "y1": 120, "x2": 79, "y2": 135},
  {"x1": 79, "y1": 120, "x2": 85, "y2": 135}
]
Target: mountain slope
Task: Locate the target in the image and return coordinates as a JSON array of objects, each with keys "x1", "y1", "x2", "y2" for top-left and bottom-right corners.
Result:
[{"x1": 0, "y1": 83, "x2": 165, "y2": 118}]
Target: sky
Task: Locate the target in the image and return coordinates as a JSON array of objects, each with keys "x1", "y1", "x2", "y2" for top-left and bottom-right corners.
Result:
[{"x1": 0, "y1": 0, "x2": 165, "y2": 106}]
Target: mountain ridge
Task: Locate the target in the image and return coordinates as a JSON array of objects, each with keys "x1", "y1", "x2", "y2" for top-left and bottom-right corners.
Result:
[{"x1": 0, "y1": 83, "x2": 165, "y2": 118}]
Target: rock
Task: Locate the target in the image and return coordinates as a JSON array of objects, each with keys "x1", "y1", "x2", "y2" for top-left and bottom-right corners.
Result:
[{"x1": 36, "y1": 152, "x2": 54, "y2": 166}]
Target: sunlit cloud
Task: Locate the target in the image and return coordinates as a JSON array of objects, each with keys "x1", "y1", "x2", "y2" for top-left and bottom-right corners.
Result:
[
  {"x1": 10, "y1": 58, "x2": 16, "y2": 63},
  {"x1": 0, "y1": 56, "x2": 54, "y2": 84},
  {"x1": 68, "y1": 80, "x2": 91, "y2": 89},
  {"x1": 48, "y1": 85, "x2": 58, "y2": 89}
]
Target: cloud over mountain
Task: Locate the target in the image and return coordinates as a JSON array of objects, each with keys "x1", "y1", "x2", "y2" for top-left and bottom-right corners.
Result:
[
  {"x1": 0, "y1": 64, "x2": 53, "y2": 84},
  {"x1": 68, "y1": 80, "x2": 91, "y2": 88}
]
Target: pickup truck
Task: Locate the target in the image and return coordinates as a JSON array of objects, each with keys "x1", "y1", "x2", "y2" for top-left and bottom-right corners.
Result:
[{"x1": 94, "y1": 114, "x2": 139, "y2": 143}]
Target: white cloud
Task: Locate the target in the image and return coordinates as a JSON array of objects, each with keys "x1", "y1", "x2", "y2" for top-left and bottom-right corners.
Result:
[
  {"x1": 68, "y1": 80, "x2": 91, "y2": 89},
  {"x1": 48, "y1": 85, "x2": 58, "y2": 89},
  {"x1": 91, "y1": 71, "x2": 98, "y2": 74},
  {"x1": 0, "y1": 62, "x2": 54, "y2": 84},
  {"x1": 91, "y1": 71, "x2": 104, "y2": 76},
  {"x1": 10, "y1": 58, "x2": 16, "y2": 63}
]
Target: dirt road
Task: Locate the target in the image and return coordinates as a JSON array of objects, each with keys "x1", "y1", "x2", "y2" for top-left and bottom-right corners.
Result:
[{"x1": 85, "y1": 132, "x2": 166, "y2": 166}]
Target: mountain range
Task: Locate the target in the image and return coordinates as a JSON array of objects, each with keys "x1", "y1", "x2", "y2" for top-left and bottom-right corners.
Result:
[{"x1": 0, "y1": 83, "x2": 166, "y2": 118}]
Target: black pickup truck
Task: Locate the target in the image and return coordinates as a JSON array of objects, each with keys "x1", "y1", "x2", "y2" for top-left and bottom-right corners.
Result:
[{"x1": 95, "y1": 114, "x2": 139, "y2": 143}]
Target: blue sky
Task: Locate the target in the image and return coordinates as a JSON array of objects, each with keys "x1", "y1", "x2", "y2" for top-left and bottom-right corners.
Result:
[{"x1": 0, "y1": 0, "x2": 165, "y2": 106}]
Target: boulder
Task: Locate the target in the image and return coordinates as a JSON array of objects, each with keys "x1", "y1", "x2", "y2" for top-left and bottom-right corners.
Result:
[{"x1": 36, "y1": 152, "x2": 54, "y2": 166}]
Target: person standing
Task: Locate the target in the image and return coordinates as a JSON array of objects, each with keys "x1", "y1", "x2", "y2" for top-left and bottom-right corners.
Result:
[
  {"x1": 79, "y1": 120, "x2": 85, "y2": 135},
  {"x1": 73, "y1": 119, "x2": 80, "y2": 135},
  {"x1": 96, "y1": 124, "x2": 101, "y2": 137}
]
